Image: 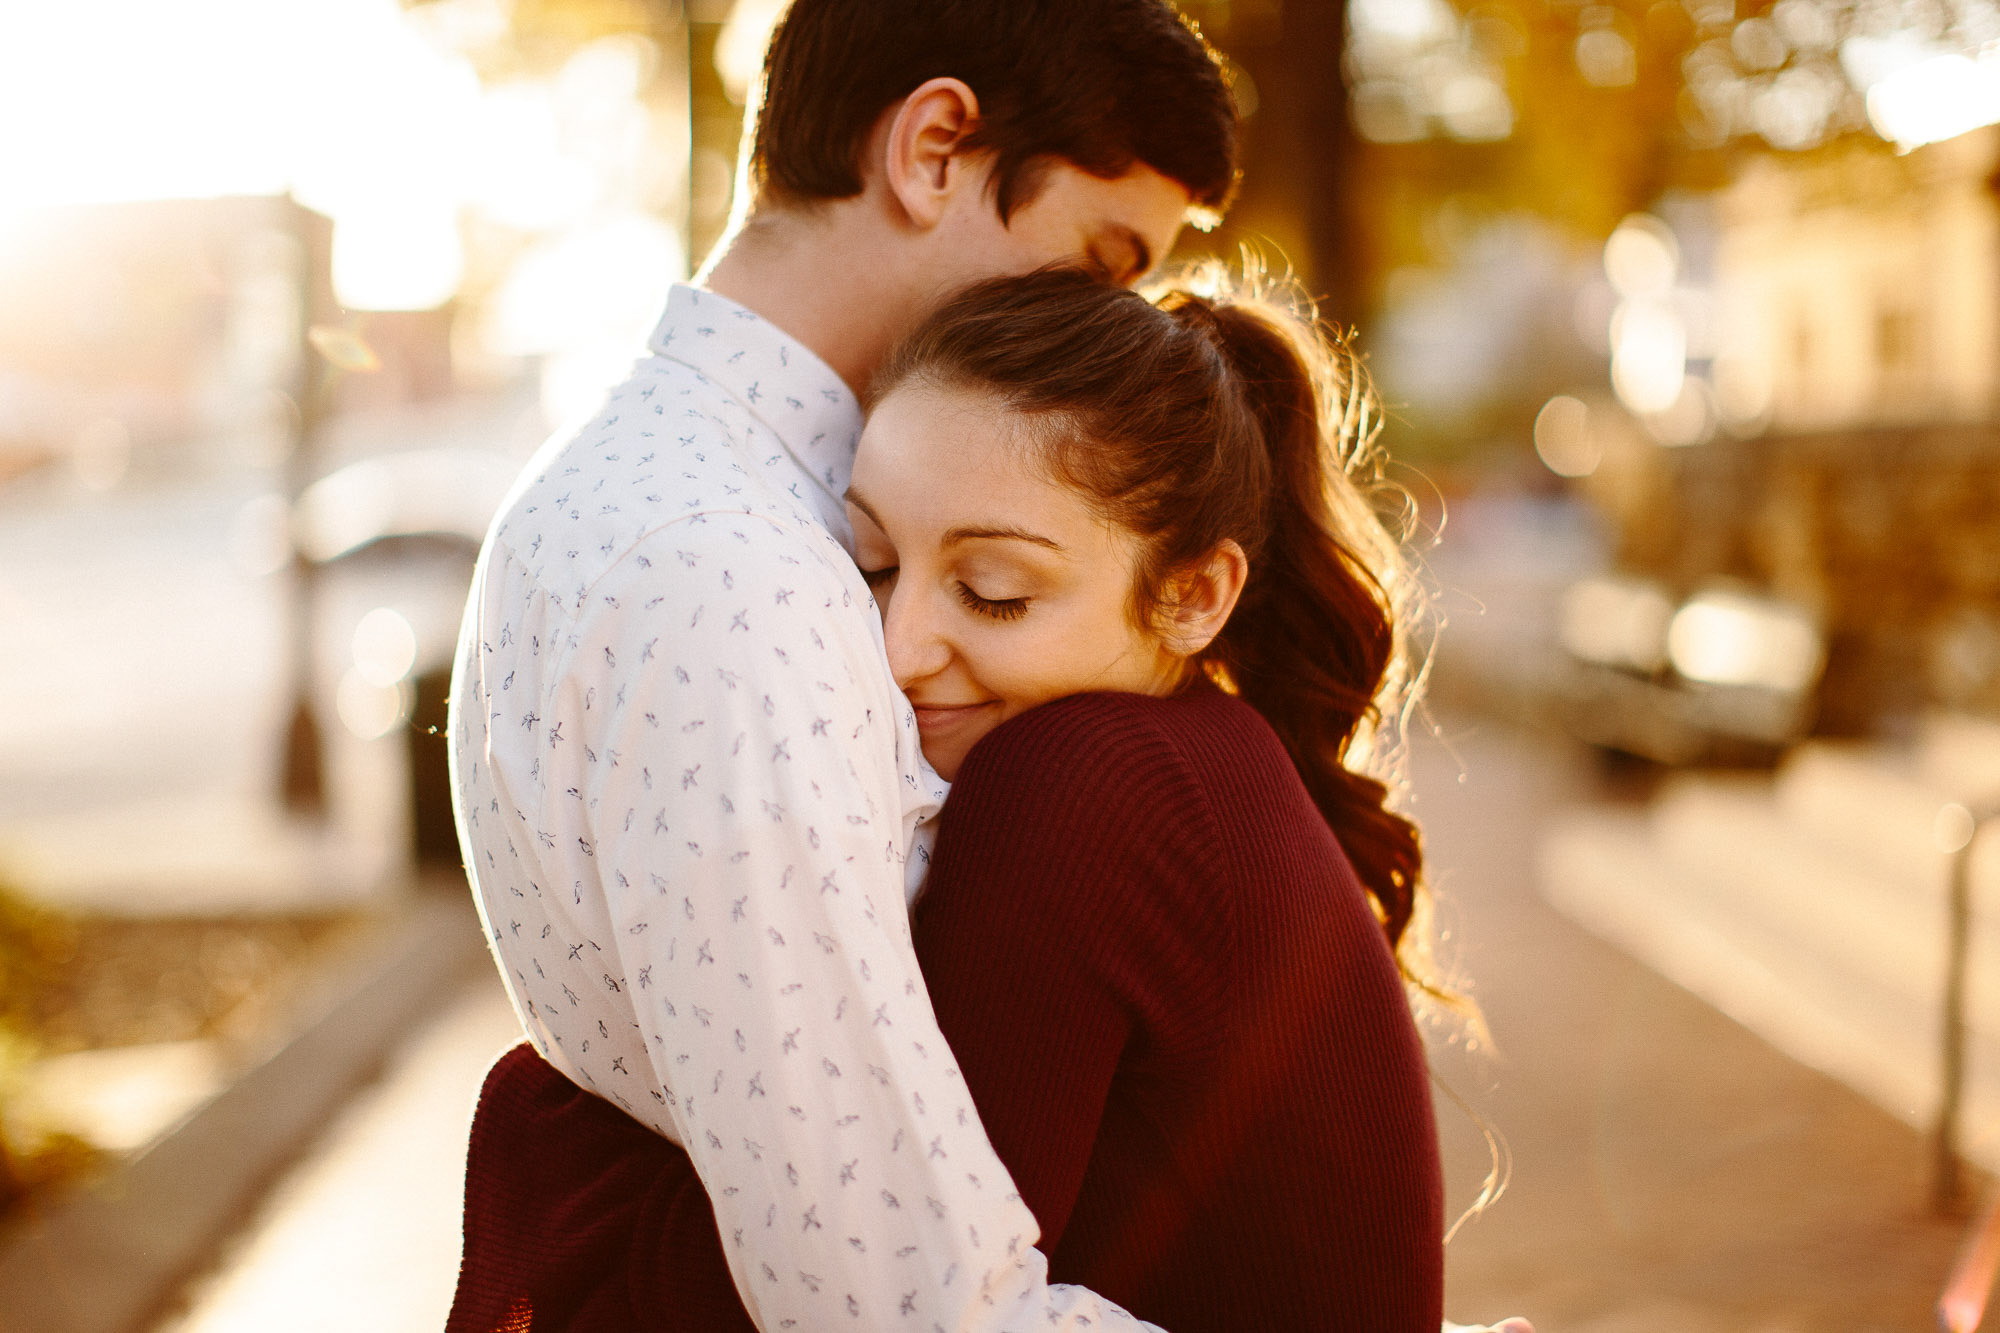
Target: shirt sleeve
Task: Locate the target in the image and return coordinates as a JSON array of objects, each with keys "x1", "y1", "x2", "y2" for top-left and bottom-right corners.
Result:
[{"x1": 544, "y1": 511, "x2": 1167, "y2": 1332}]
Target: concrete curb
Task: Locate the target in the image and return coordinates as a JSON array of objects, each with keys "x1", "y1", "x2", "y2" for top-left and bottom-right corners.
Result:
[{"x1": 0, "y1": 889, "x2": 491, "y2": 1333}]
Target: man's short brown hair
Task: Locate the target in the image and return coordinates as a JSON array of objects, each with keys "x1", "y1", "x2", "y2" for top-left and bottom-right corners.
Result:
[{"x1": 749, "y1": 0, "x2": 1239, "y2": 223}]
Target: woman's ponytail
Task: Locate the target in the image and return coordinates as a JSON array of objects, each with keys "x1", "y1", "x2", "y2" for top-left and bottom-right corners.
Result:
[{"x1": 1166, "y1": 291, "x2": 1426, "y2": 955}]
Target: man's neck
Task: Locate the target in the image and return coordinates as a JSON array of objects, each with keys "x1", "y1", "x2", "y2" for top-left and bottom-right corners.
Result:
[{"x1": 698, "y1": 206, "x2": 916, "y2": 399}]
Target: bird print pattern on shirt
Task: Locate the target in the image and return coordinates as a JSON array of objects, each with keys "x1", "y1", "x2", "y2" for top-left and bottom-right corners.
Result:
[{"x1": 449, "y1": 286, "x2": 1157, "y2": 1332}]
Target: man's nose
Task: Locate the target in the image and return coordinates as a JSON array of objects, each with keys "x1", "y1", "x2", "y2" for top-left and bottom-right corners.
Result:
[{"x1": 881, "y1": 586, "x2": 951, "y2": 688}]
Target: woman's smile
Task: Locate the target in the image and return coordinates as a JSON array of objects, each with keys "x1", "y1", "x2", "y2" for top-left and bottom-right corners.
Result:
[{"x1": 910, "y1": 698, "x2": 1002, "y2": 740}]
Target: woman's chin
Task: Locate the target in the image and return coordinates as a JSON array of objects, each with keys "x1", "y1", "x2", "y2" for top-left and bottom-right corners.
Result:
[{"x1": 920, "y1": 731, "x2": 978, "y2": 783}]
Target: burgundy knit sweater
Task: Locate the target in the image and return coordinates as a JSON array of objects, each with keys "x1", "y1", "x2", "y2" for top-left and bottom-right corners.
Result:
[{"x1": 450, "y1": 687, "x2": 1442, "y2": 1331}]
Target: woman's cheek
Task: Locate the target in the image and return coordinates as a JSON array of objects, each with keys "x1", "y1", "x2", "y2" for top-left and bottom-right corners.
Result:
[
  {"x1": 924, "y1": 713, "x2": 997, "y2": 783},
  {"x1": 991, "y1": 626, "x2": 1076, "y2": 713}
]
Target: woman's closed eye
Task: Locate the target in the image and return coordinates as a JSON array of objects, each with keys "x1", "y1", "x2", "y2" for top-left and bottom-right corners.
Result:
[
  {"x1": 858, "y1": 565, "x2": 897, "y2": 590},
  {"x1": 956, "y1": 582, "x2": 1028, "y2": 621}
]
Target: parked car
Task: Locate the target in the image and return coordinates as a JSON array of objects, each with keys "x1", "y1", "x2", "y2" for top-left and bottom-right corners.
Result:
[{"x1": 1556, "y1": 573, "x2": 1827, "y2": 765}]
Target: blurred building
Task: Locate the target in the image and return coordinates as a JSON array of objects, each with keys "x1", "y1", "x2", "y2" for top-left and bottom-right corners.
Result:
[
  {"x1": 0, "y1": 197, "x2": 332, "y2": 487},
  {"x1": 1586, "y1": 127, "x2": 2000, "y2": 733},
  {"x1": 0, "y1": 193, "x2": 478, "y2": 496}
]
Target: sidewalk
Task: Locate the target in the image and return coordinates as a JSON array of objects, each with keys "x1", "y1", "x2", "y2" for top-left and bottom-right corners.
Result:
[
  {"x1": 1419, "y1": 719, "x2": 1965, "y2": 1331},
  {"x1": 150, "y1": 970, "x2": 520, "y2": 1333}
]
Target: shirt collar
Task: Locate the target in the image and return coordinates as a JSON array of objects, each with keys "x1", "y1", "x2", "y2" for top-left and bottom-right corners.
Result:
[{"x1": 646, "y1": 284, "x2": 863, "y2": 506}]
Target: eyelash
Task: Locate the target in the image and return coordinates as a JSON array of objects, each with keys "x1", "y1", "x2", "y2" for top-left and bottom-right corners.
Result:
[
  {"x1": 858, "y1": 567, "x2": 1028, "y2": 621},
  {"x1": 957, "y1": 582, "x2": 1028, "y2": 621}
]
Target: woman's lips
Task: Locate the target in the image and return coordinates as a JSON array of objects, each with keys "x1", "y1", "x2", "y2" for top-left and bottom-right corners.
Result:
[{"x1": 910, "y1": 701, "x2": 998, "y2": 736}]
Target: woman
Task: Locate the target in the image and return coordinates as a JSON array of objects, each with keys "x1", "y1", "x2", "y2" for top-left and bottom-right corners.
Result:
[
  {"x1": 452, "y1": 267, "x2": 1460, "y2": 1330},
  {"x1": 851, "y1": 265, "x2": 1443, "y2": 1329}
]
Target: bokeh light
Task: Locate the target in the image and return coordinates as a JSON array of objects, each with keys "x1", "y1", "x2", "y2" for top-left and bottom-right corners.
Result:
[
  {"x1": 1642, "y1": 377, "x2": 1717, "y2": 447},
  {"x1": 1575, "y1": 26, "x2": 1638, "y2": 88},
  {"x1": 1533, "y1": 395, "x2": 1602, "y2": 476},
  {"x1": 716, "y1": 0, "x2": 788, "y2": 105},
  {"x1": 1604, "y1": 214, "x2": 1689, "y2": 416},
  {"x1": 1936, "y1": 802, "x2": 1979, "y2": 854},
  {"x1": 351, "y1": 609, "x2": 418, "y2": 690},
  {"x1": 1611, "y1": 301, "x2": 1688, "y2": 414},
  {"x1": 337, "y1": 669, "x2": 412, "y2": 741},
  {"x1": 1865, "y1": 50, "x2": 2000, "y2": 149},
  {"x1": 1604, "y1": 215, "x2": 1679, "y2": 299},
  {"x1": 1667, "y1": 589, "x2": 1826, "y2": 692},
  {"x1": 1348, "y1": 0, "x2": 1517, "y2": 143},
  {"x1": 1560, "y1": 574, "x2": 1675, "y2": 672}
]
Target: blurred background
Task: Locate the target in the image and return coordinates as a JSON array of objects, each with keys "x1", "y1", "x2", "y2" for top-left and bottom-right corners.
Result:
[{"x1": 1, "y1": 0, "x2": 1998, "y2": 1329}]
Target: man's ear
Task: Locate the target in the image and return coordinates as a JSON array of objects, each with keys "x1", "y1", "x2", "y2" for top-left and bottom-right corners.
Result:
[
  {"x1": 1161, "y1": 539, "x2": 1249, "y2": 659},
  {"x1": 880, "y1": 77, "x2": 983, "y2": 230}
]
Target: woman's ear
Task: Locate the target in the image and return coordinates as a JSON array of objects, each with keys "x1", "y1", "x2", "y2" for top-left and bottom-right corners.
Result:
[
  {"x1": 1161, "y1": 539, "x2": 1249, "y2": 659},
  {"x1": 879, "y1": 77, "x2": 982, "y2": 230}
]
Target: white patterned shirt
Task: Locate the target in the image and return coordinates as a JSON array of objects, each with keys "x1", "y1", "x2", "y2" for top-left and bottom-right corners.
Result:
[{"x1": 449, "y1": 285, "x2": 1161, "y2": 1331}]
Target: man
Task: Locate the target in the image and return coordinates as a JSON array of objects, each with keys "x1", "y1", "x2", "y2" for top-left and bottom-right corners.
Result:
[{"x1": 449, "y1": 2, "x2": 1530, "y2": 1328}]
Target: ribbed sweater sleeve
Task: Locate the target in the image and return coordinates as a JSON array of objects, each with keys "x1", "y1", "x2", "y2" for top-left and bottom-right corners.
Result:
[
  {"x1": 913, "y1": 691, "x2": 1233, "y2": 1251},
  {"x1": 449, "y1": 1044, "x2": 756, "y2": 1332}
]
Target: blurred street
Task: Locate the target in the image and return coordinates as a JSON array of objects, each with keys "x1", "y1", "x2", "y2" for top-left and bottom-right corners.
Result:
[
  {"x1": 5, "y1": 0, "x2": 2000, "y2": 1329},
  {"x1": 4, "y1": 449, "x2": 1978, "y2": 1332},
  {"x1": 0, "y1": 393, "x2": 541, "y2": 916},
  {"x1": 0, "y1": 471, "x2": 1964, "y2": 1330},
  {"x1": 0, "y1": 474, "x2": 288, "y2": 825}
]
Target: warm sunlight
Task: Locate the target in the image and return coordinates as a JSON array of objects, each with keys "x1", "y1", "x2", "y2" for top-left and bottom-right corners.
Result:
[
  {"x1": 0, "y1": 0, "x2": 478, "y2": 308},
  {"x1": 0, "y1": 0, "x2": 683, "y2": 324}
]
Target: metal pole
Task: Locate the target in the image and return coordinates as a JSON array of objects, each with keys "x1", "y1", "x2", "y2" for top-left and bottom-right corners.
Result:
[
  {"x1": 279, "y1": 199, "x2": 334, "y2": 817},
  {"x1": 1938, "y1": 806, "x2": 1998, "y2": 1214}
]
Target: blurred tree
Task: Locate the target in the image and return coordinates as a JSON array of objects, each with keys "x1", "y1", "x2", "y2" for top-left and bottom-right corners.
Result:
[
  {"x1": 400, "y1": 0, "x2": 2000, "y2": 349},
  {"x1": 1350, "y1": 0, "x2": 1719, "y2": 310},
  {"x1": 1179, "y1": 0, "x2": 1367, "y2": 327},
  {"x1": 1345, "y1": 0, "x2": 2000, "y2": 305},
  {"x1": 1281, "y1": 0, "x2": 2000, "y2": 470}
]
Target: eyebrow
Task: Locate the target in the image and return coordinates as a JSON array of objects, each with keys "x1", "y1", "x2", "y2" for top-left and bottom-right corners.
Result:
[
  {"x1": 846, "y1": 488, "x2": 1064, "y2": 554},
  {"x1": 844, "y1": 488, "x2": 887, "y2": 531},
  {"x1": 944, "y1": 524, "x2": 1065, "y2": 553}
]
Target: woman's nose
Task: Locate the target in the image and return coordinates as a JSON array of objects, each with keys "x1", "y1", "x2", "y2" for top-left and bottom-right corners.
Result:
[{"x1": 881, "y1": 586, "x2": 951, "y2": 688}]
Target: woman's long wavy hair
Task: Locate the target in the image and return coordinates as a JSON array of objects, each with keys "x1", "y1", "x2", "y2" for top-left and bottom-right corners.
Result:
[{"x1": 875, "y1": 264, "x2": 1448, "y2": 993}]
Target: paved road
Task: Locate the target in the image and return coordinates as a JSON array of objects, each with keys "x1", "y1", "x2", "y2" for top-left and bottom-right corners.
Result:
[
  {"x1": 146, "y1": 717, "x2": 1971, "y2": 1332},
  {"x1": 1418, "y1": 719, "x2": 1966, "y2": 1332}
]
